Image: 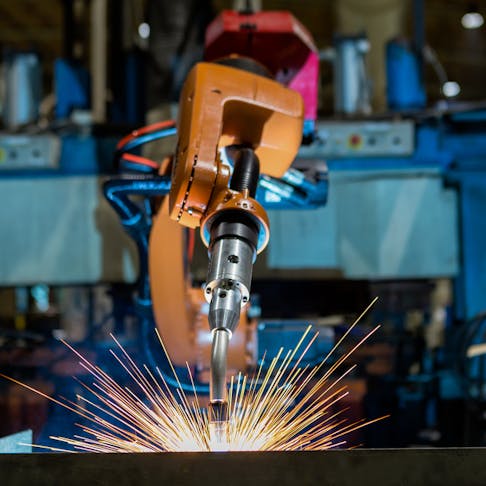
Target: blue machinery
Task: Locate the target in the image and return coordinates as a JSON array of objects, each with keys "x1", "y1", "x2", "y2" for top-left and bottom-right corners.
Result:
[
  {"x1": 310, "y1": 110, "x2": 486, "y2": 324},
  {"x1": 105, "y1": 109, "x2": 486, "y2": 323},
  {"x1": 101, "y1": 107, "x2": 486, "y2": 423}
]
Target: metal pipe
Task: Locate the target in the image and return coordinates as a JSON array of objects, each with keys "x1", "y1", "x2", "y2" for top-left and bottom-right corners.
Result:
[
  {"x1": 90, "y1": 0, "x2": 107, "y2": 122},
  {"x1": 336, "y1": 0, "x2": 405, "y2": 111},
  {"x1": 413, "y1": 0, "x2": 425, "y2": 78}
]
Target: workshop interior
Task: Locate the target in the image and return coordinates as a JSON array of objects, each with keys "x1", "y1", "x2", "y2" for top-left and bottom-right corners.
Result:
[{"x1": 2, "y1": 0, "x2": 486, "y2": 476}]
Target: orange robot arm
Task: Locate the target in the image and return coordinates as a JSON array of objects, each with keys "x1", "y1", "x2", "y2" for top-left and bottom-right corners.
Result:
[
  {"x1": 169, "y1": 60, "x2": 303, "y2": 229},
  {"x1": 151, "y1": 59, "x2": 304, "y2": 431}
]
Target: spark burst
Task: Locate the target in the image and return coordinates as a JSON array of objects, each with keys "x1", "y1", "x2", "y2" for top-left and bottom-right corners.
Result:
[{"x1": 0, "y1": 298, "x2": 387, "y2": 452}]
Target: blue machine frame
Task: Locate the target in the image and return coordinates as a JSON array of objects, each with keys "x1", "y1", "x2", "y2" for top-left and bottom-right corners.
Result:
[{"x1": 311, "y1": 112, "x2": 486, "y2": 322}]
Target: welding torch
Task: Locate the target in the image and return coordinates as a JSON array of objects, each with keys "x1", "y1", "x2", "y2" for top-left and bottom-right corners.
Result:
[{"x1": 204, "y1": 147, "x2": 261, "y2": 432}]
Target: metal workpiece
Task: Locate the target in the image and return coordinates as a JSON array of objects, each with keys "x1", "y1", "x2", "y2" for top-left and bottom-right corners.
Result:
[
  {"x1": 205, "y1": 237, "x2": 254, "y2": 307},
  {"x1": 209, "y1": 329, "x2": 231, "y2": 403},
  {"x1": 3, "y1": 449, "x2": 486, "y2": 486}
]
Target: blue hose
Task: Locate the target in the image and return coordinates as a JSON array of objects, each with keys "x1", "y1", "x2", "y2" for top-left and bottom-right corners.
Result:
[{"x1": 103, "y1": 175, "x2": 211, "y2": 395}]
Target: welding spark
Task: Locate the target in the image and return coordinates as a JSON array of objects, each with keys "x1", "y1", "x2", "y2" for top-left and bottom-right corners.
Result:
[{"x1": 0, "y1": 298, "x2": 387, "y2": 452}]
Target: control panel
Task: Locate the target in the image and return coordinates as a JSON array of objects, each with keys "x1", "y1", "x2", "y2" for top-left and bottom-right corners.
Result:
[
  {"x1": 0, "y1": 134, "x2": 61, "y2": 170},
  {"x1": 300, "y1": 120, "x2": 414, "y2": 158}
]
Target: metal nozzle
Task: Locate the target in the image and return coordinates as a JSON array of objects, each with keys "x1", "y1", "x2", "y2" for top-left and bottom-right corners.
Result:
[
  {"x1": 208, "y1": 398, "x2": 229, "y2": 422},
  {"x1": 209, "y1": 328, "x2": 231, "y2": 403},
  {"x1": 206, "y1": 235, "x2": 254, "y2": 404},
  {"x1": 208, "y1": 400, "x2": 229, "y2": 451}
]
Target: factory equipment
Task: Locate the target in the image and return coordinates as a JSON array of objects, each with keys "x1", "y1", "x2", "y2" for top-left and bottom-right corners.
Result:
[
  {"x1": 386, "y1": 39, "x2": 426, "y2": 110},
  {"x1": 321, "y1": 34, "x2": 372, "y2": 115},
  {"x1": 2, "y1": 52, "x2": 42, "y2": 129},
  {"x1": 4, "y1": 0, "x2": 486, "y2": 467},
  {"x1": 103, "y1": 7, "x2": 326, "y2": 437},
  {"x1": 98, "y1": 4, "x2": 486, "y2": 454}
]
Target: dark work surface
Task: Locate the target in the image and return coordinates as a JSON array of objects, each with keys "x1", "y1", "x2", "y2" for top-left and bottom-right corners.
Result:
[{"x1": 1, "y1": 448, "x2": 486, "y2": 486}]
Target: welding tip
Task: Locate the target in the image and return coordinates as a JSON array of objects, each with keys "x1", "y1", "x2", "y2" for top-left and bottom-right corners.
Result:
[
  {"x1": 208, "y1": 399, "x2": 229, "y2": 451},
  {"x1": 208, "y1": 399, "x2": 229, "y2": 423}
]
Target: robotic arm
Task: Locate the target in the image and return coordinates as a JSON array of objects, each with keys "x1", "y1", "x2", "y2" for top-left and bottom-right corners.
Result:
[
  {"x1": 105, "y1": 8, "x2": 320, "y2": 446},
  {"x1": 168, "y1": 59, "x2": 304, "y2": 433}
]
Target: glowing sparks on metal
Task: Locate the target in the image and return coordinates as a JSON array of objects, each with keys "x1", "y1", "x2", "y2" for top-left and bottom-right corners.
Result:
[{"x1": 0, "y1": 298, "x2": 387, "y2": 452}]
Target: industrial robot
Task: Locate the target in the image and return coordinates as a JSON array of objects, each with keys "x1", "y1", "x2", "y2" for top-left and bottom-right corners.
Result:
[{"x1": 106, "y1": 7, "x2": 322, "y2": 441}]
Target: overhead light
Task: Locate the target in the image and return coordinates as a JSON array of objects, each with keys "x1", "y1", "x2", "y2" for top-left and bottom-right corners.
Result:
[
  {"x1": 442, "y1": 81, "x2": 461, "y2": 98},
  {"x1": 138, "y1": 22, "x2": 150, "y2": 40},
  {"x1": 462, "y1": 3, "x2": 484, "y2": 29},
  {"x1": 462, "y1": 11, "x2": 484, "y2": 28}
]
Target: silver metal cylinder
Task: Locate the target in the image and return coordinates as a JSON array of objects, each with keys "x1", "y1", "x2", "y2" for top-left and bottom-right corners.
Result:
[
  {"x1": 208, "y1": 286, "x2": 242, "y2": 333},
  {"x1": 334, "y1": 36, "x2": 371, "y2": 115},
  {"x1": 205, "y1": 237, "x2": 255, "y2": 306},
  {"x1": 210, "y1": 329, "x2": 230, "y2": 403},
  {"x1": 205, "y1": 234, "x2": 257, "y2": 413}
]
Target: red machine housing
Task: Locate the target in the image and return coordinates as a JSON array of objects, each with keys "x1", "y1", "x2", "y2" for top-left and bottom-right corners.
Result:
[{"x1": 205, "y1": 10, "x2": 319, "y2": 124}]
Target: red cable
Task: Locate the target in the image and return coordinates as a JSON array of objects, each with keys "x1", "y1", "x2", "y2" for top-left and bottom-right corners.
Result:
[
  {"x1": 117, "y1": 119, "x2": 176, "y2": 150},
  {"x1": 121, "y1": 153, "x2": 160, "y2": 170},
  {"x1": 187, "y1": 228, "x2": 196, "y2": 264}
]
